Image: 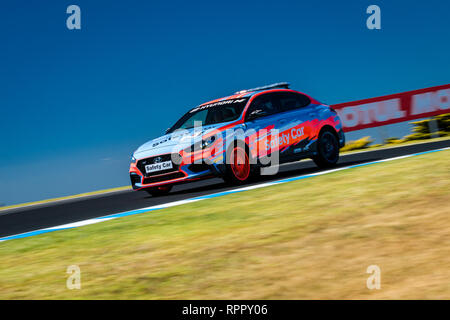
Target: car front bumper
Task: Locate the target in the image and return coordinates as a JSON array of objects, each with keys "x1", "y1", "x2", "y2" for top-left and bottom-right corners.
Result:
[{"x1": 129, "y1": 157, "x2": 218, "y2": 191}]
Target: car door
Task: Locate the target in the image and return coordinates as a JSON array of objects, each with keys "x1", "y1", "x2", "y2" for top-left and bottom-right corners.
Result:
[
  {"x1": 244, "y1": 93, "x2": 287, "y2": 161},
  {"x1": 272, "y1": 91, "x2": 315, "y2": 158}
]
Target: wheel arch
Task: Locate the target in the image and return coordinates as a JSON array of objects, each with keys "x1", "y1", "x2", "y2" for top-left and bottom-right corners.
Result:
[
  {"x1": 318, "y1": 124, "x2": 339, "y2": 141},
  {"x1": 225, "y1": 138, "x2": 251, "y2": 158}
]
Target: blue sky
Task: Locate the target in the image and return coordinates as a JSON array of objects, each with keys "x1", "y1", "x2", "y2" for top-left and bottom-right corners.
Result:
[{"x1": 0, "y1": 0, "x2": 449, "y2": 205}]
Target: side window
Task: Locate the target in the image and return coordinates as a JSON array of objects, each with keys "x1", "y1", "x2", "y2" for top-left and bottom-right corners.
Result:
[
  {"x1": 245, "y1": 94, "x2": 280, "y2": 121},
  {"x1": 277, "y1": 92, "x2": 311, "y2": 112}
]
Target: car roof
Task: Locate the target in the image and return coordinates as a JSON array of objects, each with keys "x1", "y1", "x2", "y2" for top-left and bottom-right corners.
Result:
[{"x1": 199, "y1": 83, "x2": 310, "y2": 107}]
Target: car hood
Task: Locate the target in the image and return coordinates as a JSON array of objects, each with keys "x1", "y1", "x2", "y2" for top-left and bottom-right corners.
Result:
[{"x1": 133, "y1": 122, "x2": 232, "y2": 159}]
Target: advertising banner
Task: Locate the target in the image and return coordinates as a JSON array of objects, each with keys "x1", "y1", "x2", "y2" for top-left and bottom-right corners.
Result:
[{"x1": 331, "y1": 84, "x2": 450, "y2": 132}]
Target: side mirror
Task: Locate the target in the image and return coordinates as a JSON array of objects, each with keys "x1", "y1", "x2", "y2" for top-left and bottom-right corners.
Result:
[{"x1": 247, "y1": 109, "x2": 267, "y2": 121}]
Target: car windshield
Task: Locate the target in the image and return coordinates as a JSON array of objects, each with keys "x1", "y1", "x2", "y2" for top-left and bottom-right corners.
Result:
[{"x1": 167, "y1": 98, "x2": 248, "y2": 133}]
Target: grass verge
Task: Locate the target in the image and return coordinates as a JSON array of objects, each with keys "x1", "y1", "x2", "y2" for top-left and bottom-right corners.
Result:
[
  {"x1": 340, "y1": 136, "x2": 450, "y2": 154},
  {"x1": 0, "y1": 150, "x2": 449, "y2": 299}
]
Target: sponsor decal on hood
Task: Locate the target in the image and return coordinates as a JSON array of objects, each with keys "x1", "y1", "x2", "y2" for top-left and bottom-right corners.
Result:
[{"x1": 134, "y1": 122, "x2": 231, "y2": 156}]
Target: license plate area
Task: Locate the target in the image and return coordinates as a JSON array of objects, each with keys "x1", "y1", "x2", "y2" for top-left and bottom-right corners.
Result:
[{"x1": 145, "y1": 161, "x2": 173, "y2": 174}]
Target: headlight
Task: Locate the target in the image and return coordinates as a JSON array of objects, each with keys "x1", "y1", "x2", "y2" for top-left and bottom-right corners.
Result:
[
  {"x1": 185, "y1": 136, "x2": 216, "y2": 153},
  {"x1": 201, "y1": 136, "x2": 216, "y2": 149},
  {"x1": 131, "y1": 155, "x2": 136, "y2": 163}
]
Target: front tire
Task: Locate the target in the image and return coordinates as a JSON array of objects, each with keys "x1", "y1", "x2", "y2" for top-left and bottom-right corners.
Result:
[
  {"x1": 144, "y1": 185, "x2": 173, "y2": 197},
  {"x1": 313, "y1": 130, "x2": 340, "y2": 168},
  {"x1": 223, "y1": 142, "x2": 253, "y2": 184}
]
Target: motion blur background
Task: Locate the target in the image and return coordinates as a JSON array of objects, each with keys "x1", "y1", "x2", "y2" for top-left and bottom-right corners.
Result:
[{"x1": 1, "y1": 0, "x2": 449, "y2": 205}]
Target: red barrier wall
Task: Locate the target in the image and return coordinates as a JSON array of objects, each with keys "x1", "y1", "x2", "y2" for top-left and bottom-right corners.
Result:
[{"x1": 331, "y1": 84, "x2": 450, "y2": 132}]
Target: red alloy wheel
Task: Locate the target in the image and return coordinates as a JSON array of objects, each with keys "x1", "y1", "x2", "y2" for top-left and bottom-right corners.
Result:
[{"x1": 230, "y1": 146, "x2": 250, "y2": 181}]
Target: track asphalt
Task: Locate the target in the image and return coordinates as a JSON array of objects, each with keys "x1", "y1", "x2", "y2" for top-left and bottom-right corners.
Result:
[{"x1": 0, "y1": 139, "x2": 449, "y2": 238}]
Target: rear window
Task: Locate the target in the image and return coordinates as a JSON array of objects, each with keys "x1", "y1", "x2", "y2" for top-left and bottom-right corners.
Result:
[{"x1": 277, "y1": 92, "x2": 311, "y2": 111}]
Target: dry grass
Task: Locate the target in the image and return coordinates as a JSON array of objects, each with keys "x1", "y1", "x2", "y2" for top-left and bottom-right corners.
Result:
[{"x1": 0, "y1": 150, "x2": 449, "y2": 299}]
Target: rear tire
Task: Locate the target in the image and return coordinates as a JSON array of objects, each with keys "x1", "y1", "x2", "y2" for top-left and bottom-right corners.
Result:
[
  {"x1": 313, "y1": 129, "x2": 340, "y2": 168},
  {"x1": 144, "y1": 185, "x2": 173, "y2": 197}
]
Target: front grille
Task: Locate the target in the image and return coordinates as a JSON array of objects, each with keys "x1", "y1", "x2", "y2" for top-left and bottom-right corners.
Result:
[
  {"x1": 136, "y1": 154, "x2": 180, "y2": 177},
  {"x1": 143, "y1": 172, "x2": 185, "y2": 184}
]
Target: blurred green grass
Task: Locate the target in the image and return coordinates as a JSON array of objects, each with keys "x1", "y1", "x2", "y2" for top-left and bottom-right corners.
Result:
[{"x1": 0, "y1": 150, "x2": 449, "y2": 299}]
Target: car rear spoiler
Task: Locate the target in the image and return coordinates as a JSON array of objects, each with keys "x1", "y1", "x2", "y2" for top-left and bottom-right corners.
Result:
[{"x1": 235, "y1": 82, "x2": 290, "y2": 94}]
